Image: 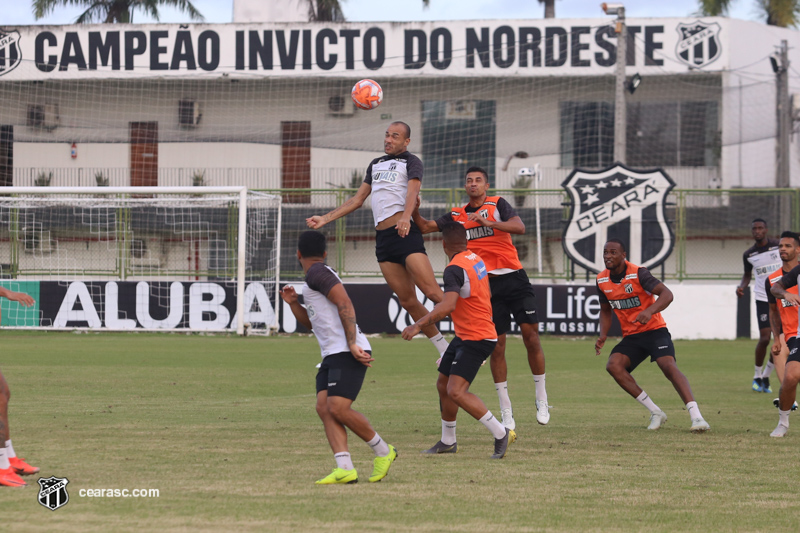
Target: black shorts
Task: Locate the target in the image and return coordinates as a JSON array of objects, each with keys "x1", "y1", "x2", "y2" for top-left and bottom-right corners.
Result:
[
  {"x1": 375, "y1": 221, "x2": 427, "y2": 264},
  {"x1": 610, "y1": 327, "x2": 675, "y2": 372},
  {"x1": 315, "y1": 351, "x2": 369, "y2": 401},
  {"x1": 787, "y1": 336, "x2": 800, "y2": 364},
  {"x1": 489, "y1": 269, "x2": 538, "y2": 335},
  {"x1": 756, "y1": 300, "x2": 771, "y2": 331},
  {"x1": 438, "y1": 336, "x2": 497, "y2": 384}
]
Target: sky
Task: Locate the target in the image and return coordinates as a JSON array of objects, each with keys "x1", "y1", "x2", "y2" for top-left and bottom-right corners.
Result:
[{"x1": 4, "y1": 0, "x2": 766, "y2": 26}]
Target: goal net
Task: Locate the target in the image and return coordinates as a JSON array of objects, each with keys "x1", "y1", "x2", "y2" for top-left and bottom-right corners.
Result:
[{"x1": 0, "y1": 187, "x2": 281, "y2": 334}]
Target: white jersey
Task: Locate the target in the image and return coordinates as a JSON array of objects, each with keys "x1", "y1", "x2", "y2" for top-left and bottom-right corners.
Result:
[
  {"x1": 303, "y1": 262, "x2": 371, "y2": 358},
  {"x1": 364, "y1": 151, "x2": 423, "y2": 227},
  {"x1": 743, "y1": 239, "x2": 781, "y2": 302}
]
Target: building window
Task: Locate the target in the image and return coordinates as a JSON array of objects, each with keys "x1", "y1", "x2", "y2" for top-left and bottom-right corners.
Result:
[
  {"x1": 421, "y1": 100, "x2": 496, "y2": 190},
  {"x1": 560, "y1": 100, "x2": 719, "y2": 168},
  {"x1": 560, "y1": 102, "x2": 615, "y2": 169}
]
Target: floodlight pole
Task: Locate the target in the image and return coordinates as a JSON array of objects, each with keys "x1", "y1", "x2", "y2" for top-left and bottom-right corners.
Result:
[
  {"x1": 612, "y1": 6, "x2": 627, "y2": 164},
  {"x1": 776, "y1": 40, "x2": 790, "y2": 189}
]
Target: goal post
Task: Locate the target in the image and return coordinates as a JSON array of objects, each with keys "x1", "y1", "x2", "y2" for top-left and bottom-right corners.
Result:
[{"x1": 0, "y1": 186, "x2": 281, "y2": 335}]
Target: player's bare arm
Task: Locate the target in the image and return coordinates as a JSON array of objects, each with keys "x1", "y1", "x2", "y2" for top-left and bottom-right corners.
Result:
[
  {"x1": 411, "y1": 201, "x2": 440, "y2": 234},
  {"x1": 401, "y1": 292, "x2": 458, "y2": 340},
  {"x1": 633, "y1": 283, "x2": 673, "y2": 324},
  {"x1": 770, "y1": 281, "x2": 800, "y2": 306},
  {"x1": 0, "y1": 288, "x2": 34, "y2": 306},
  {"x1": 280, "y1": 286, "x2": 312, "y2": 330},
  {"x1": 769, "y1": 302, "x2": 783, "y2": 356},
  {"x1": 466, "y1": 213, "x2": 526, "y2": 235},
  {"x1": 595, "y1": 302, "x2": 613, "y2": 355},
  {"x1": 736, "y1": 271, "x2": 751, "y2": 297},
  {"x1": 306, "y1": 182, "x2": 372, "y2": 229},
  {"x1": 327, "y1": 284, "x2": 374, "y2": 367},
  {"x1": 396, "y1": 178, "x2": 422, "y2": 238}
]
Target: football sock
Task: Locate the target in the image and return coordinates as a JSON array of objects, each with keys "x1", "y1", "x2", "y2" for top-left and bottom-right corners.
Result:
[
  {"x1": 479, "y1": 411, "x2": 507, "y2": 440},
  {"x1": 429, "y1": 333, "x2": 449, "y2": 356},
  {"x1": 0, "y1": 447, "x2": 9, "y2": 470},
  {"x1": 779, "y1": 409, "x2": 790, "y2": 427},
  {"x1": 4, "y1": 440, "x2": 15, "y2": 458},
  {"x1": 495, "y1": 381, "x2": 512, "y2": 411},
  {"x1": 441, "y1": 419, "x2": 457, "y2": 445},
  {"x1": 367, "y1": 433, "x2": 390, "y2": 457},
  {"x1": 636, "y1": 391, "x2": 660, "y2": 414},
  {"x1": 334, "y1": 452, "x2": 354, "y2": 471},
  {"x1": 754, "y1": 366, "x2": 763, "y2": 379},
  {"x1": 532, "y1": 374, "x2": 548, "y2": 403},
  {"x1": 761, "y1": 361, "x2": 775, "y2": 379},
  {"x1": 686, "y1": 401, "x2": 702, "y2": 420}
]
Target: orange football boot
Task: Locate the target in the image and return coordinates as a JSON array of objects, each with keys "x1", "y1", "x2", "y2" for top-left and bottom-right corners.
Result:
[
  {"x1": 9, "y1": 457, "x2": 39, "y2": 475},
  {"x1": 0, "y1": 467, "x2": 26, "y2": 487}
]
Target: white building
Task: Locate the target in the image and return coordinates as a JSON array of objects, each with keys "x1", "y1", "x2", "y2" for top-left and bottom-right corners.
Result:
[{"x1": 0, "y1": 17, "x2": 796, "y2": 191}]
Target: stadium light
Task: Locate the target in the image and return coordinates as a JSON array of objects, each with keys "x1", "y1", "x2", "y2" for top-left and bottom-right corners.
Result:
[
  {"x1": 601, "y1": 3, "x2": 624, "y2": 15},
  {"x1": 602, "y1": 1, "x2": 627, "y2": 163},
  {"x1": 502, "y1": 151, "x2": 529, "y2": 171}
]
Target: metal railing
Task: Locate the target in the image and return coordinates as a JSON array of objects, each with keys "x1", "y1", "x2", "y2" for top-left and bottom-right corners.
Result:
[{"x1": 260, "y1": 187, "x2": 798, "y2": 282}]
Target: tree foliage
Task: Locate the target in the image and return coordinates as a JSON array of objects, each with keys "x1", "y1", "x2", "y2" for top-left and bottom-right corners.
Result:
[{"x1": 32, "y1": 0, "x2": 204, "y2": 24}]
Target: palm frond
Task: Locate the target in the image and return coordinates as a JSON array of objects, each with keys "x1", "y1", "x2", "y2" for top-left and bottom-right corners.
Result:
[{"x1": 697, "y1": 0, "x2": 733, "y2": 16}]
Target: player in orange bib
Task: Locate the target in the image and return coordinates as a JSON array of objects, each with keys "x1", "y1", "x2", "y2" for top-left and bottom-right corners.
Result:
[
  {"x1": 766, "y1": 232, "x2": 800, "y2": 406},
  {"x1": 766, "y1": 231, "x2": 800, "y2": 437},
  {"x1": 402, "y1": 223, "x2": 511, "y2": 459},
  {"x1": 595, "y1": 239, "x2": 710, "y2": 432},
  {"x1": 413, "y1": 166, "x2": 549, "y2": 433}
]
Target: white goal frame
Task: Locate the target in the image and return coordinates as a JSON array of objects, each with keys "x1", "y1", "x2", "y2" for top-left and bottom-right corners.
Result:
[{"x1": 0, "y1": 186, "x2": 281, "y2": 336}]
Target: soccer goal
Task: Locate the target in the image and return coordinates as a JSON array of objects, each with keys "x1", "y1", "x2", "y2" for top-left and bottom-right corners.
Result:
[{"x1": 0, "y1": 187, "x2": 281, "y2": 335}]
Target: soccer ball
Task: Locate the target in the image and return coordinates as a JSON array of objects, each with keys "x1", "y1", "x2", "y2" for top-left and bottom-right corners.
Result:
[{"x1": 351, "y1": 79, "x2": 383, "y2": 110}]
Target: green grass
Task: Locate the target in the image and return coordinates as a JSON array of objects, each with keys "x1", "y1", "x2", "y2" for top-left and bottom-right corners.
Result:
[{"x1": 2, "y1": 332, "x2": 798, "y2": 532}]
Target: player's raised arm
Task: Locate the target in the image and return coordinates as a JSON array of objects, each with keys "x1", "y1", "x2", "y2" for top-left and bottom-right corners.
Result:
[
  {"x1": 0, "y1": 287, "x2": 34, "y2": 307},
  {"x1": 402, "y1": 292, "x2": 458, "y2": 340},
  {"x1": 280, "y1": 286, "x2": 312, "y2": 330},
  {"x1": 412, "y1": 199, "x2": 444, "y2": 234},
  {"x1": 306, "y1": 181, "x2": 372, "y2": 229}
]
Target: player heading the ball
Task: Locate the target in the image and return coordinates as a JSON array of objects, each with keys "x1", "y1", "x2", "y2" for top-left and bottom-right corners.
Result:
[{"x1": 306, "y1": 122, "x2": 450, "y2": 363}]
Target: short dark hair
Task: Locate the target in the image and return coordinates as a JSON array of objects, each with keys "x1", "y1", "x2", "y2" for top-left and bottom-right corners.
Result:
[
  {"x1": 391, "y1": 121, "x2": 411, "y2": 139},
  {"x1": 298, "y1": 230, "x2": 326, "y2": 258},
  {"x1": 441, "y1": 221, "x2": 467, "y2": 246},
  {"x1": 753, "y1": 218, "x2": 767, "y2": 226},
  {"x1": 465, "y1": 166, "x2": 489, "y2": 181},
  {"x1": 780, "y1": 230, "x2": 800, "y2": 246},
  {"x1": 606, "y1": 238, "x2": 626, "y2": 252}
]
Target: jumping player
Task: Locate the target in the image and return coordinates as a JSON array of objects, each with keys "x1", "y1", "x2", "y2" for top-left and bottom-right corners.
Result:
[
  {"x1": 281, "y1": 231, "x2": 397, "y2": 484},
  {"x1": 767, "y1": 244, "x2": 800, "y2": 437},
  {"x1": 306, "y1": 122, "x2": 448, "y2": 361},
  {"x1": 413, "y1": 166, "x2": 549, "y2": 431},
  {"x1": 0, "y1": 286, "x2": 38, "y2": 487},
  {"x1": 737, "y1": 219, "x2": 781, "y2": 393},
  {"x1": 766, "y1": 231, "x2": 800, "y2": 395},
  {"x1": 595, "y1": 239, "x2": 710, "y2": 433},
  {"x1": 402, "y1": 222, "x2": 511, "y2": 459}
]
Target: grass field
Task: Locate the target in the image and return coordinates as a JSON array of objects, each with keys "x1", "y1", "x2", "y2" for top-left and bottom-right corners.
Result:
[{"x1": 2, "y1": 332, "x2": 799, "y2": 532}]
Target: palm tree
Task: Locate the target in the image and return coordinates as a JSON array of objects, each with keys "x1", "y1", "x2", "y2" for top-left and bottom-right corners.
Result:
[
  {"x1": 307, "y1": 0, "x2": 430, "y2": 21},
  {"x1": 32, "y1": 0, "x2": 204, "y2": 24},
  {"x1": 539, "y1": 0, "x2": 555, "y2": 19},
  {"x1": 698, "y1": 0, "x2": 800, "y2": 27}
]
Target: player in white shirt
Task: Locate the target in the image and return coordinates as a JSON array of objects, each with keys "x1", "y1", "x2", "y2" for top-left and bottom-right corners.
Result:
[
  {"x1": 306, "y1": 122, "x2": 449, "y2": 362},
  {"x1": 281, "y1": 231, "x2": 397, "y2": 485},
  {"x1": 737, "y1": 218, "x2": 781, "y2": 392}
]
